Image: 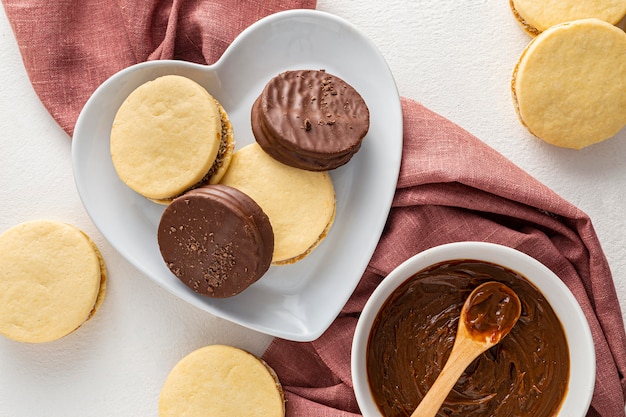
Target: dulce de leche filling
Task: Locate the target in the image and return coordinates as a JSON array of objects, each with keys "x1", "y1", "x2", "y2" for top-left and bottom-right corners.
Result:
[
  {"x1": 463, "y1": 281, "x2": 520, "y2": 344},
  {"x1": 366, "y1": 260, "x2": 569, "y2": 417}
]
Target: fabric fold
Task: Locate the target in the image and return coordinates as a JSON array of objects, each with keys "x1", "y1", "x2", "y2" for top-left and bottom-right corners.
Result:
[
  {"x1": 263, "y1": 98, "x2": 626, "y2": 417},
  {"x1": 1, "y1": 0, "x2": 316, "y2": 135}
]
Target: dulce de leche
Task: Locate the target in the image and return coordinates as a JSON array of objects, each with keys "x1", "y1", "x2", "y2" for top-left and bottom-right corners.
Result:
[{"x1": 366, "y1": 260, "x2": 569, "y2": 417}]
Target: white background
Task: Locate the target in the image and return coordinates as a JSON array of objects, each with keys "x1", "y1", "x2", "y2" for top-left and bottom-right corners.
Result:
[{"x1": 1, "y1": 1, "x2": 625, "y2": 415}]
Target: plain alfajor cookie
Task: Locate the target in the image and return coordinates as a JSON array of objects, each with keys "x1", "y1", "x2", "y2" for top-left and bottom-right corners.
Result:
[
  {"x1": 252, "y1": 70, "x2": 369, "y2": 171},
  {"x1": 0, "y1": 220, "x2": 106, "y2": 343},
  {"x1": 158, "y1": 184, "x2": 274, "y2": 298},
  {"x1": 220, "y1": 143, "x2": 335, "y2": 265},
  {"x1": 512, "y1": 18, "x2": 626, "y2": 149},
  {"x1": 110, "y1": 75, "x2": 234, "y2": 204},
  {"x1": 159, "y1": 344, "x2": 284, "y2": 417},
  {"x1": 510, "y1": 0, "x2": 626, "y2": 35}
]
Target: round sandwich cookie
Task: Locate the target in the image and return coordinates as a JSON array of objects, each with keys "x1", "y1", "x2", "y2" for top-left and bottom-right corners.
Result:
[
  {"x1": 510, "y1": 0, "x2": 626, "y2": 35},
  {"x1": 159, "y1": 344, "x2": 285, "y2": 417},
  {"x1": 0, "y1": 220, "x2": 106, "y2": 343},
  {"x1": 111, "y1": 75, "x2": 235, "y2": 204},
  {"x1": 252, "y1": 69, "x2": 370, "y2": 171},
  {"x1": 220, "y1": 143, "x2": 336, "y2": 265},
  {"x1": 158, "y1": 184, "x2": 273, "y2": 298},
  {"x1": 512, "y1": 18, "x2": 626, "y2": 149}
]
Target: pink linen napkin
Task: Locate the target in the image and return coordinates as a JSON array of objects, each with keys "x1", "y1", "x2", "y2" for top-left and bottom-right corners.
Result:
[
  {"x1": 2, "y1": 0, "x2": 315, "y2": 136},
  {"x1": 263, "y1": 98, "x2": 626, "y2": 417},
  {"x1": 3, "y1": 1, "x2": 625, "y2": 416}
]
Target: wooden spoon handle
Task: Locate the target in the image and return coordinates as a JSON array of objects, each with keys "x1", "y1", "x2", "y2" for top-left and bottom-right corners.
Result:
[
  {"x1": 410, "y1": 338, "x2": 482, "y2": 417},
  {"x1": 410, "y1": 282, "x2": 520, "y2": 417}
]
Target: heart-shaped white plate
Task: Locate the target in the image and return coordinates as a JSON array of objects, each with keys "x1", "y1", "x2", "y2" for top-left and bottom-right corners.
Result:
[{"x1": 72, "y1": 9, "x2": 402, "y2": 341}]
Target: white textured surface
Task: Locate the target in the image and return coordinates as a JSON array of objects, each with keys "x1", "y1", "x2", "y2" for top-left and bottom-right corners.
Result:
[{"x1": 0, "y1": 2, "x2": 625, "y2": 416}]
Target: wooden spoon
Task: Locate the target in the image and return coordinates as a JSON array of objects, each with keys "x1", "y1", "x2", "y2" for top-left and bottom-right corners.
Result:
[{"x1": 410, "y1": 281, "x2": 522, "y2": 417}]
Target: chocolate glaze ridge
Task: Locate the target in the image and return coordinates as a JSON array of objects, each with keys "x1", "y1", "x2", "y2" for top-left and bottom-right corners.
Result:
[
  {"x1": 367, "y1": 260, "x2": 569, "y2": 417},
  {"x1": 157, "y1": 184, "x2": 273, "y2": 298},
  {"x1": 252, "y1": 70, "x2": 369, "y2": 171}
]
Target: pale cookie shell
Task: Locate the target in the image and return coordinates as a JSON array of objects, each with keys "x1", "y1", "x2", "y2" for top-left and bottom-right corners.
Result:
[
  {"x1": 510, "y1": 0, "x2": 626, "y2": 35},
  {"x1": 159, "y1": 345, "x2": 284, "y2": 417},
  {"x1": 512, "y1": 18, "x2": 626, "y2": 149},
  {"x1": 219, "y1": 143, "x2": 335, "y2": 264},
  {"x1": 111, "y1": 75, "x2": 224, "y2": 201},
  {"x1": 0, "y1": 220, "x2": 106, "y2": 343}
]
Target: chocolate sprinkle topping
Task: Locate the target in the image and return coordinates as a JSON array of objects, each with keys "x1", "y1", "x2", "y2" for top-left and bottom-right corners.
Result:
[
  {"x1": 251, "y1": 70, "x2": 370, "y2": 171},
  {"x1": 157, "y1": 184, "x2": 273, "y2": 298}
]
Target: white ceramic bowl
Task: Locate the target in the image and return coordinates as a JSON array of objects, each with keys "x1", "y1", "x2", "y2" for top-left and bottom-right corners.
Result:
[{"x1": 352, "y1": 241, "x2": 595, "y2": 417}]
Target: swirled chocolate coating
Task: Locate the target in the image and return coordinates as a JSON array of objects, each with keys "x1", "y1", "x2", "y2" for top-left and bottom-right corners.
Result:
[
  {"x1": 251, "y1": 70, "x2": 370, "y2": 171},
  {"x1": 157, "y1": 184, "x2": 274, "y2": 298},
  {"x1": 367, "y1": 260, "x2": 569, "y2": 417}
]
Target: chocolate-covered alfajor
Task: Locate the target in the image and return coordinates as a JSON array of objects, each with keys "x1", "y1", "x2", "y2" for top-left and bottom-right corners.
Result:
[
  {"x1": 251, "y1": 70, "x2": 370, "y2": 171},
  {"x1": 157, "y1": 184, "x2": 273, "y2": 298}
]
